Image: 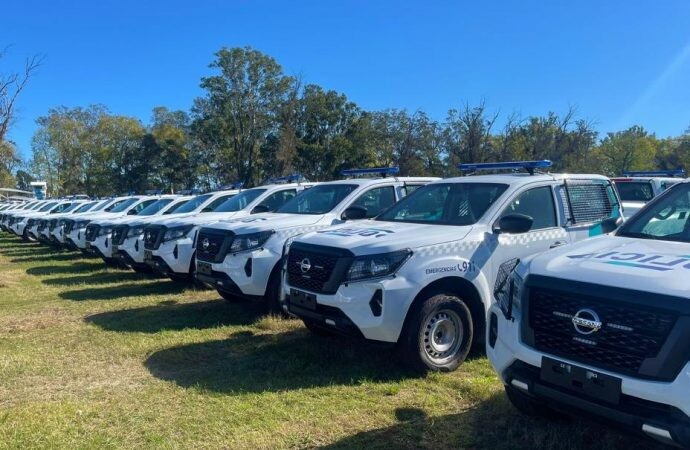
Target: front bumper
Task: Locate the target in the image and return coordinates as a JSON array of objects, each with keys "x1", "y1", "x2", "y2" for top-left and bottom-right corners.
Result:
[
  {"x1": 68, "y1": 228, "x2": 88, "y2": 250},
  {"x1": 148, "y1": 238, "x2": 194, "y2": 276},
  {"x1": 92, "y1": 234, "x2": 114, "y2": 259},
  {"x1": 284, "y1": 275, "x2": 419, "y2": 343},
  {"x1": 209, "y1": 249, "x2": 280, "y2": 298},
  {"x1": 117, "y1": 236, "x2": 146, "y2": 265},
  {"x1": 487, "y1": 304, "x2": 690, "y2": 447}
]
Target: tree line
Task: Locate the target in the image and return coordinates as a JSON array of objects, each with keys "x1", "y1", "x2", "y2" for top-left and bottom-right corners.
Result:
[{"x1": 2, "y1": 46, "x2": 690, "y2": 196}]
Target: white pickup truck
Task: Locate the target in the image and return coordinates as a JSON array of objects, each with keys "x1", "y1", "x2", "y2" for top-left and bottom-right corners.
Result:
[
  {"x1": 284, "y1": 161, "x2": 623, "y2": 372},
  {"x1": 612, "y1": 170, "x2": 685, "y2": 217},
  {"x1": 196, "y1": 168, "x2": 439, "y2": 312},
  {"x1": 488, "y1": 177, "x2": 690, "y2": 448}
]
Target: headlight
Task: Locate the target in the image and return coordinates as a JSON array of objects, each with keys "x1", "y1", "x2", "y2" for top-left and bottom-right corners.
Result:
[
  {"x1": 98, "y1": 226, "x2": 113, "y2": 236},
  {"x1": 229, "y1": 231, "x2": 274, "y2": 254},
  {"x1": 163, "y1": 225, "x2": 194, "y2": 242},
  {"x1": 345, "y1": 250, "x2": 412, "y2": 282},
  {"x1": 128, "y1": 225, "x2": 146, "y2": 238}
]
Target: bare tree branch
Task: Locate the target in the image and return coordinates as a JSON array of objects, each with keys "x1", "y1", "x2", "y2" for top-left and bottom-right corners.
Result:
[{"x1": 0, "y1": 52, "x2": 43, "y2": 143}]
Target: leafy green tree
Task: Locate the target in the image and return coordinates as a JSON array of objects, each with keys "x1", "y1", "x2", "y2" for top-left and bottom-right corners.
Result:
[
  {"x1": 594, "y1": 126, "x2": 657, "y2": 176},
  {"x1": 14, "y1": 169, "x2": 32, "y2": 191},
  {"x1": 192, "y1": 47, "x2": 296, "y2": 186}
]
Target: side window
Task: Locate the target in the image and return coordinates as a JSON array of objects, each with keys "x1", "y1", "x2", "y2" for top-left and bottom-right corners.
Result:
[
  {"x1": 205, "y1": 194, "x2": 235, "y2": 212},
  {"x1": 561, "y1": 179, "x2": 615, "y2": 224},
  {"x1": 350, "y1": 186, "x2": 396, "y2": 218},
  {"x1": 501, "y1": 186, "x2": 557, "y2": 230},
  {"x1": 259, "y1": 189, "x2": 296, "y2": 211}
]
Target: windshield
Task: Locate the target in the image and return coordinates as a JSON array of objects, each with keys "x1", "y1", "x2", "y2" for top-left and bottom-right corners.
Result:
[
  {"x1": 137, "y1": 199, "x2": 174, "y2": 216},
  {"x1": 618, "y1": 183, "x2": 690, "y2": 243},
  {"x1": 377, "y1": 183, "x2": 508, "y2": 225},
  {"x1": 277, "y1": 184, "x2": 357, "y2": 215},
  {"x1": 61, "y1": 203, "x2": 83, "y2": 213},
  {"x1": 163, "y1": 199, "x2": 190, "y2": 214},
  {"x1": 75, "y1": 202, "x2": 97, "y2": 213},
  {"x1": 213, "y1": 189, "x2": 267, "y2": 212},
  {"x1": 174, "y1": 194, "x2": 213, "y2": 213},
  {"x1": 615, "y1": 181, "x2": 654, "y2": 202},
  {"x1": 109, "y1": 198, "x2": 140, "y2": 213},
  {"x1": 39, "y1": 202, "x2": 58, "y2": 212}
]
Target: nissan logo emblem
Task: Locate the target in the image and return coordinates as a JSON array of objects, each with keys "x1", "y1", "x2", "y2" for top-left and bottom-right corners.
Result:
[
  {"x1": 145, "y1": 232, "x2": 151, "y2": 241},
  {"x1": 299, "y1": 258, "x2": 312, "y2": 273},
  {"x1": 572, "y1": 308, "x2": 602, "y2": 335},
  {"x1": 202, "y1": 238, "x2": 210, "y2": 250}
]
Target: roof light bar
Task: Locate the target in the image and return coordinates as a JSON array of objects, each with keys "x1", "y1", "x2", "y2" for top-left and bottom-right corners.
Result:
[
  {"x1": 621, "y1": 170, "x2": 686, "y2": 178},
  {"x1": 340, "y1": 167, "x2": 400, "y2": 178},
  {"x1": 458, "y1": 160, "x2": 552, "y2": 175},
  {"x1": 267, "y1": 173, "x2": 305, "y2": 184},
  {"x1": 178, "y1": 189, "x2": 202, "y2": 195},
  {"x1": 145, "y1": 189, "x2": 164, "y2": 195},
  {"x1": 217, "y1": 182, "x2": 244, "y2": 191}
]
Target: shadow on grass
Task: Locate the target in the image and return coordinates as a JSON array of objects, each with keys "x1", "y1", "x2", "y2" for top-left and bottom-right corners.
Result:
[
  {"x1": 11, "y1": 253, "x2": 83, "y2": 263},
  {"x1": 145, "y1": 329, "x2": 416, "y2": 393},
  {"x1": 26, "y1": 262, "x2": 104, "y2": 276},
  {"x1": 59, "y1": 280, "x2": 186, "y2": 301},
  {"x1": 43, "y1": 271, "x2": 148, "y2": 286},
  {"x1": 85, "y1": 299, "x2": 264, "y2": 333},
  {"x1": 321, "y1": 399, "x2": 665, "y2": 450}
]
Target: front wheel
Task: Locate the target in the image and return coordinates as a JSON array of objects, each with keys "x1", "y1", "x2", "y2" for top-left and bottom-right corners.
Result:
[{"x1": 397, "y1": 294, "x2": 473, "y2": 372}]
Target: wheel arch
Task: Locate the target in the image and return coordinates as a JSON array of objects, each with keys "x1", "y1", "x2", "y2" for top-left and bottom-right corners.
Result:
[{"x1": 402, "y1": 276, "x2": 486, "y2": 345}]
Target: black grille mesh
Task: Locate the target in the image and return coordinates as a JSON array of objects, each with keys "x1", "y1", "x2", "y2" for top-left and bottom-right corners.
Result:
[
  {"x1": 85, "y1": 224, "x2": 100, "y2": 242},
  {"x1": 111, "y1": 225, "x2": 129, "y2": 246},
  {"x1": 287, "y1": 248, "x2": 339, "y2": 294},
  {"x1": 529, "y1": 287, "x2": 676, "y2": 375},
  {"x1": 196, "y1": 229, "x2": 232, "y2": 263}
]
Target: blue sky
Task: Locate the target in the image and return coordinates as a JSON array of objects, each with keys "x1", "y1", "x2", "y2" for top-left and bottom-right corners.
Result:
[{"x1": 3, "y1": 0, "x2": 690, "y2": 160}]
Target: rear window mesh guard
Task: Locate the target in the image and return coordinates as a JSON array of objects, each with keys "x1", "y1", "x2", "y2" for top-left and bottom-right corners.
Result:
[{"x1": 561, "y1": 179, "x2": 614, "y2": 225}]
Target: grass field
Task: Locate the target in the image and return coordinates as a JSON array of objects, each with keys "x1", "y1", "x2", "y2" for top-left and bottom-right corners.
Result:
[{"x1": 0, "y1": 233, "x2": 665, "y2": 449}]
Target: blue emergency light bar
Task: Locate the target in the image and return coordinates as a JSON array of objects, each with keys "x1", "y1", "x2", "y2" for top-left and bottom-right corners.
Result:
[
  {"x1": 145, "y1": 189, "x2": 163, "y2": 195},
  {"x1": 340, "y1": 167, "x2": 400, "y2": 177},
  {"x1": 217, "y1": 182, "x2": 244, "y2": 191},
  {"x1": 178, "y1": 189, "x2": 202, "y2": 195},
  {"x1": 459, "y1": 160, "x2": 552, "y2": 175},
  {"x1": 621, "y1": 170, "x2": 686, "y2": 178}
]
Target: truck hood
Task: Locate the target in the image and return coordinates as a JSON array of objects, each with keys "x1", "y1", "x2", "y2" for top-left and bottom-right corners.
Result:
[
  {"x1": 296, "y1": 222, "x2": 474, "y2": 255},
  {"x1": 155, "y1": 211, "x2": 247, "y2": 228},
  {"x1": 209, "y1": 213, "x2": 324, "y2": 234},
  {"x1": 527, "y1": 235, "x2": 690, "y2": 299}
]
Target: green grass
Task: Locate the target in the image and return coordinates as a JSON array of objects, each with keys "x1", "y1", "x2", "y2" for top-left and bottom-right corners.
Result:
[{"x1": 0, "y1": 234, "x2": 664, "y2": 449}]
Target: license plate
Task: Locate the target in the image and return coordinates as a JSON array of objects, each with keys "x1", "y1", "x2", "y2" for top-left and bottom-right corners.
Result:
[
  {"x1": 197, "y1": 261, "x2": 213, "y2": 276},
  {"x1": 289, "y1": 289, "x2": 316, "y2": 311},
  {"x1": 144, "y1": 250, "x2": 153, "y2": 262},
  {"x1": 541, "y1": 357, "x2": 621, "y2": 404}
]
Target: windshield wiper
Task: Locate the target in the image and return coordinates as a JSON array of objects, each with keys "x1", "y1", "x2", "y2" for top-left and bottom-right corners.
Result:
[{"x1": 617, "y1": 231, "x2": 660, "y2": 240}]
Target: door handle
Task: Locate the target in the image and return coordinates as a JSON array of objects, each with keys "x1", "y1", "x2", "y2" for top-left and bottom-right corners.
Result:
[{"x1": 550, "y1": 241, "x2": 567, "y2": 249}]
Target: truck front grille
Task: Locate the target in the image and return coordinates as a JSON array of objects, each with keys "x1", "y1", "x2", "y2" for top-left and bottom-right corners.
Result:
[
  {"x1": 196, "y1": 229, "x2": 233, "y2": 263},
  {"x1": 85, "y1": 224, "x2": 100, "y2": 242},
  {"x1": 286, "y1": 243, "x2": 353, "y2": 295},
  {"x1": 111, "y1": 225, "x2": 129, "y2": 246},
  {"x1": 528, "y1": 284, "x2": 678, "y2": 378},
  {"x1": 144, "y1": 225, "x2": 165, "y2": 250}
]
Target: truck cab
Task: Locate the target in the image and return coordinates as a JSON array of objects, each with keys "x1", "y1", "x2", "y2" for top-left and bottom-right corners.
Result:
[
  {"x1": 612, "y1": 169, "x2": 685, "y2": 217},
  {"x1": 195, "y1": 168, "x2": 438, "y2": 312},
  {"x1": 284, "y1": 161, "x2": 622, "y2": 372},
  {"x1": 487, "y1": 177, "x2": 690, "y2": 448}
]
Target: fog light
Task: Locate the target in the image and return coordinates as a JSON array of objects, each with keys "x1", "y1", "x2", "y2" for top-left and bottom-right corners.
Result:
[
  {"x1": 244, "y1": 258, "x2": 252, "y2": 277},
  {"x1": 369, "y1": 289, "x2": 383, "y2": 317},
  {"x1": 489, "y1": 312, "x2": 498, "y2": 348}
]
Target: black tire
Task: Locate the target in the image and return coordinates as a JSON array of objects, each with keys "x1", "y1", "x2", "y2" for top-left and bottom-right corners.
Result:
[
  {"x1": 396, "y1": 294, "x2": 473, "y2": 372},
  {"x1": 264, "y1": 268, "x2": 287, "y2": 316},
  {"x1": 504, "y1": 385, "x2": 553, "y2": 417},
  {"x1": 303, "y1": 319, "x2": 334, "y2": 337},
  {"x1": 217, "y1": 288, "x2": 243, "y2": 302}
]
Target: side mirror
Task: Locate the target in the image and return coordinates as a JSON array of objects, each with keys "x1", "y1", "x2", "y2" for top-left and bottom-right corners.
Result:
[
  {"x1": 600, "y1": 217, "x2": 622, "y2": 234},
  {"x1": 127, "y1": 209, "x2": 138, "y2": 215},
  {"x1": 251, "y1": 204, "x2": 270, "y2": 214},
  {"x1": 341, "y1": 205, "x2": 367, "y2": 221},
  {"x1": 494, "y1": 214, "x2": 533, "y2": 234}
]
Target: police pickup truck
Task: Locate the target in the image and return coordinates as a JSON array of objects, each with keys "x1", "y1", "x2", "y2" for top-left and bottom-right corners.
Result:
[
  {"x1": 284, "y1": 161, "x2": 623, "y2": 372},
  {"x1": 63, "y1": 197, "x2": 132, "y2": 251},
  {"x1": 613, "y1": 169, "x2": 685, "y2": 217},
  {"x1": 1, "y1": 200, "x2": 44, "y2": 233},
  {"x1": 109, "y1": 195, "x2": 192, "y2": 271},
  {"x1": 195, "y1": 168, "x2": 438, "y2": 312},
  {"x1": 15, "y1": 200, "x2": 77, "y2": 241},
  {"x1": 49, "y1": 199, "x2": 112, "y2": 247},
  {"x1": 144, "y1": 180, "x2": 315, "y2": 283},
  {"x1": 35, "y1": 200, "x2": 90, "y2": 245},
  {"x1": 488, "y1": 177, "x2": 690, "y2": 448}
]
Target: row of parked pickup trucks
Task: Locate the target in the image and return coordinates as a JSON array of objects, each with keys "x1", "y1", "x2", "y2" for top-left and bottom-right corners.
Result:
[{"x1": 1, "y1": 163, "x2": 688, "y2": 447}]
